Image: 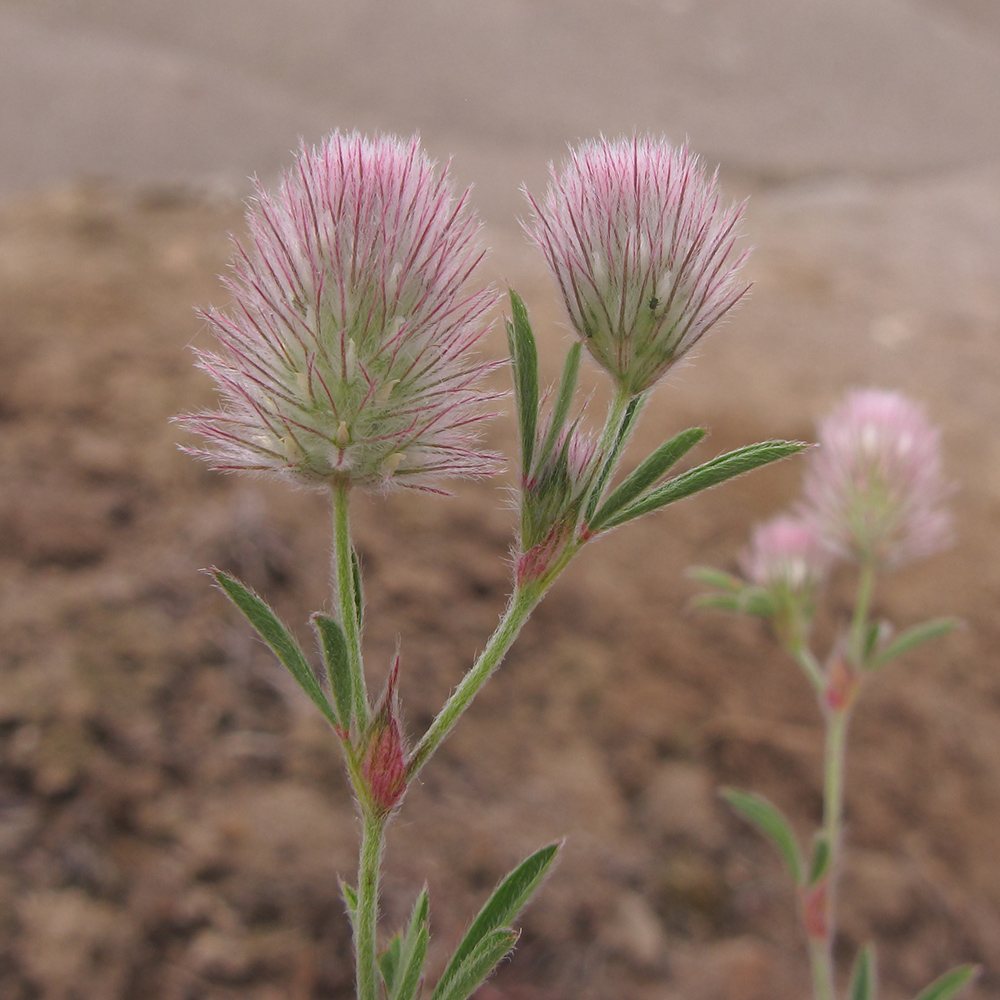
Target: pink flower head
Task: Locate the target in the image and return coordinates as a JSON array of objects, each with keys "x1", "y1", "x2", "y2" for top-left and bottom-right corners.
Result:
[
  {"x1": 801, "y1": 390, "x2": 953, "y2": 568},
  {"x1": 740, "y1": 514, "x2": 833, "y2": 593},
  {"x1": 523, "y1": 135, "x2": 750, "y2": 396},
  {"x1": 177, "y1": 132, "x2": 502, "y2": 492}
]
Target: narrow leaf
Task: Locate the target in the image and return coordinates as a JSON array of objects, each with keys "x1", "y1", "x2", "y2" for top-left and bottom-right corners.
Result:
[
  {"x1": 389, "y1": 887, "x2": 431, "y2": 1000},
  {"x1": 870, "y1": 618, "x2": 961, "y2": 671},
  {"x1": 808, "y1": 834, "x2": 831, "y2": 886},
  {"x1": 340, "y1": 879, "x2": 358, "y2": 923},
  {"x1": 434, "y1": 842, "x2": 559, "y2": 998},
  {"x1": 721, "y1": 787, "x2": 804, "y2": 885},
  {"x1": 686, "y1": 566, "x2": 745, "y2": 592},
  {"x1": 431, "y1": 929, "x2": 519, "y2": 1000},
  {"x1": 211, "y1": 569, "x2": 338, "y2": 727},
  {"x1": 849, "y1": 944, "x2": 877, "y2": 1000},
  {"x1": 351, "y1": 546, "x2": 365, "y2": 631},
  {"x1": 312, "y1": 614, "x2": 353, "y2": 730},
  {"x1": 602, "y1": 440, "x2": 808, "y2": 529},
  {"x1": 535, "y1": 341, "x2": 582, "y2": 474},
  {"x1": 391, "y1": 926, "x2": 429, "y2": 1000},
  {"x1": 589, "y1": 427, "x2": 707, "y2": 531},
  {"x1": 379, "y1": 935, "x2": 402, "y2": 992},
  {"x1": 584, "y1": 395, "x2": 644, "y2": 521},
  {"x1": 912, "y1": 965, "x2": 979, "y2": 1000},
  {"x1": 506, "y1": 290, "x2": 539, "y2": 473}
]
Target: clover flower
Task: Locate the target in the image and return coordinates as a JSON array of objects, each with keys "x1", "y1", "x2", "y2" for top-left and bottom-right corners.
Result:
[
  {"x1": 740, "y1": 514, "x2": 833, "y2": 594},
  {"x1": 178, "y1": 132, "x2": 501, "y2": 492},
  {"x1": 801, "y1": 389, "x2": 952, "y2": 568},
  {"x1": 523, "y1": 134, "x2": 750, "y2": 396}
]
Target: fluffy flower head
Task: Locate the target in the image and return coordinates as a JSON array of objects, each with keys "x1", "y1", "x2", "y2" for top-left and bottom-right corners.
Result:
[
  {"x1": 523, "y1": 134, "x2": 750, "y2": 396},
  {"x1": 178, "y1": 131, "x2": 501, "y2": 491},
  {"x1": 740, "y1": 514, "x2": 832, "y2": 593},
  {"x1": 802, "y1": 389, "x2": 952, "y2": 567}
]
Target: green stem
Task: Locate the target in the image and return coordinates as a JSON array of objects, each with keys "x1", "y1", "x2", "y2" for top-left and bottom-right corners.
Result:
[
  {"x1": 808, "y1": 936, "x2": 835, "y2": 1000},
  {"x1": 584, "y1": 386, "x2": 643, "y2": 522},
  {"x1": 790, "y1": 642, "x2": 825, "y2": 696},
  {"x1": 333, "y1": 480, "x2": 369, "y2": 730},
  {"x1": 848, "y1": 560, "x2": 876, "y2": 667},
  {"x1": 355, "y1": 810, "x2": 386, "y2": 1000},
  {"x1": 407, "y1": 584, "x2": 541, "y2": 781}
]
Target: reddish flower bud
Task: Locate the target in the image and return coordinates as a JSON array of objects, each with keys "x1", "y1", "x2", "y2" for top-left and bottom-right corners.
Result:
[
  {"x1": 824, "y1": 655, "x2": 860, "y2": 714},
  {"x1": 362, "y1": 656, "x2": 407, "y2": 814},
  {"x1": 800, "y1": 879, "x2": 829, "y2": 942}
]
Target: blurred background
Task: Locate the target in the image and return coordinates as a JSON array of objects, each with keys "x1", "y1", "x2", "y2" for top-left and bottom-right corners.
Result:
[{"x1": 2, "y1": 2, "x2": 1000, "y2": 998}]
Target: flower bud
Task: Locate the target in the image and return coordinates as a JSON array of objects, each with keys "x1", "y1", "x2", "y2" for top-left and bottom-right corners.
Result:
[{"x1": 361, "y1": 656, "x2": 407, "y2": 815}]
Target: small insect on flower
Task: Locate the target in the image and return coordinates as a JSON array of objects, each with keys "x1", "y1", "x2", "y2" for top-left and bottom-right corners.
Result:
[
  {"x1": 523, "y1": 134, "x2": 750, "y2": 396},
  {"x1": 801, "y1": 389, "x2": 953, "y2": 568},
  {"x1": 177, "y1": 131, "x2": 502, "y2": 492}
]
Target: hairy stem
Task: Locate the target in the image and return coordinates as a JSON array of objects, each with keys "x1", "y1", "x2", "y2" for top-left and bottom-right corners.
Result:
[
  {"x1": 355, "y1": 810, "x2": 386, "y2": 1000},
  {"x1": 407, "y1": 584, "x2": 541, "y2": 780},
  {"x1": 333, "y1": 480, "x2": 369, "y2": 730}
]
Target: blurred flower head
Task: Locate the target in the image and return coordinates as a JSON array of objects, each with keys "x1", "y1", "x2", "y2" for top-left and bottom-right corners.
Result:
[
  {"x1": 801, "y1": 389, "x2": 953, "y2": 568},
  {"x1": 177, "y1": 131, "x2": 501, "y2": 492},
  {"x1": 740, "y1": 514, "x2": 832, "y2": 649},
  {"x1": 523, "y1": 134, "x2": 750, "y2": 396}
]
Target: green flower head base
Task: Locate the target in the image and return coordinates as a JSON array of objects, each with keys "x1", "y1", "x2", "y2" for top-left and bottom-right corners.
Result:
[
  {"x1": 178, "y1": 131, "x2": 502, "y2": 493},
  {"x1": 523, "y1": 134, "x2": 750, "y2": 396}
]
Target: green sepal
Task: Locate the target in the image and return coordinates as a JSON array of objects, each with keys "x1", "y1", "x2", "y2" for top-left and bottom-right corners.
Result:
[
  {"x1": 869, "y1": 618, "x2": 961, "y2": 671},
  {"x1": 849, "y1": 943, "x2": 877, "y2": 1000},
  {"x1": 209, "y1": 569, "x2": 338, "y2": 728},
  {"x1": 431, "y1": 928, "x2": 519, "y2": 1000},
  {"x1": 686, "y1": 566, "x2": 745, "y2": 593},
  {"x1": 433, "y1": 842, "x2": 559, "y2": 1000},
  {"x1": 912, "y1": 965, "x2": 979, "y2": 1000},
  {"x1": 862, "y1": 621, "x2": 882, "y2": 664},
  {"x1": 506, "y1": 289, "x2": 539, "y2": 475},
  {"x1": 535, "y1": 341, "x2": 582, "y2": 475},
  {"x1": 311, "y1": 613, "x2": 353, "y2": 731},
  {"x1": 340, "y1": 878, "x2": 358, "y2": 925},
  {"x1": 721, "y1": 787, "x2": 804, "y2": 885},
  {"x1": 389, "y1": 887, "x2": 431, "y2": 1000},
  {"x1": 379, "y1": 935, "x2": 402, "y2": 993},
  {"x1": 808, "y1": 834, "x2": 831, "y2": 886},
  {"x1": 589, "y1": 427, "x2": 707, "y2": 532},
  {"x1": 600, "y1": 440, "x2": 808, "y2": 529}
]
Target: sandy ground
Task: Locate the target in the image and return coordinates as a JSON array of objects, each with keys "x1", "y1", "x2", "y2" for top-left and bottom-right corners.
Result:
[{"x1": 2, "y1": 2, "x2": 1000, "y2": 999}]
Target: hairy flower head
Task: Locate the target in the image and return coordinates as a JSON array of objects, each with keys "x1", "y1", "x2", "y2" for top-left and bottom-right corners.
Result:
[
  {"x1": 177, "y1": 131, "x2": 501, "y2": 491},
  {"x1": 801, "y1": 389, "x2": 952, "y2": 568},
  {"x1": 523, "y1": 134, "x2": 750, "y2": 396},
  {"x1": 741, "y1": 514, "x2": 832, "y2": 594}
]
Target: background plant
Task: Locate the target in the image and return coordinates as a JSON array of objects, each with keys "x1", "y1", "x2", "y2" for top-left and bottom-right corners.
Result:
[{"x1": 692, "y1": 388, "x2": 978, "y2": 1000}]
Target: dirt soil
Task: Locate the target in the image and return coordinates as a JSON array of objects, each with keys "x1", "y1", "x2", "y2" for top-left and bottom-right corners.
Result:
[{"x1": 1, "y1": 182, "x2": 999, "y2": 1000}]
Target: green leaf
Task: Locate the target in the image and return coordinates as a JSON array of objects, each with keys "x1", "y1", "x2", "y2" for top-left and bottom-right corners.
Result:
[
  {"x1": 379, "y1": 935, "x2": 402, "y2": 992},
  {"x1": 535, "y1": 341, "x2": 582, "y2": 474},
  {"x1": 721, "y1": 787, "x2": 804, "y2": 885},
  {"x1": 808, "y1": 834, "x2": 831, "y2": 886},
  {"x1": 584, "y1": 395, "x2": 645, "y2": 521},
  {"x1": 506, "y1": 289, "x2": 539, "y2": 474},
  {"x1": 589, "y1": 427, "x2": 707, "y2": 531},
  {"x1": 391, "y1": 926, "x2": 429, "y2": 1000},
  {"x1": 312, "y1": 614, "x2": 353, "y2": 730},
  {"x1": 210, "y1": 569, "x2": 338, "y2": 727},
  {"x1": 849, "y1": 943, "x2": 877, "y2": 1000},
  {"x1": 351, "y1": 546, "x2": 365, "y2": 631},
  {"x1": 431, "y1": 928, "x2": 519, "y2": 1000},
  {"x1": 340, "y1": 879, "x2": 358, "y2": 923},
  {"x1": 870, "y1": 618, "x2": 961, "y2": 671},
  {"x1": 601, "y1": 440, "x2": 808, "y2": 529},
  {"x1": 862, "y1": 621, "x2": 882, "y2": 663},
  {"x1": 686, "y1": 566, "x2": 745, "y2": 593},
  {"x1": 433, "y1": 842, "x2": 559, "y2": 1000},
  {"x1": 390, "y1": 887, "x2": 431, "y2": 1000},
  {"x1": 912, "y1": 965, "x2": 979, "y2": 1000}
]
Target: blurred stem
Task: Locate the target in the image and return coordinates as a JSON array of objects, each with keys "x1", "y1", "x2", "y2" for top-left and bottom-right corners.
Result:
[
  {"x1": 407, "y1": 584, "x2": 541, "y2": 780},
  {"x1": 790, "y1": 641, "x2": 824, "y2": 696},
  {"x1": 333, "y1": 480, "x2": 369, "y2": 730},
  {"x1": 355, "y1": 810, "x2": 386, "y2": 1000},
  {"x1": 849, "y1": 560, "x2": 876, "y2": 667}
]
